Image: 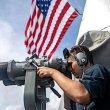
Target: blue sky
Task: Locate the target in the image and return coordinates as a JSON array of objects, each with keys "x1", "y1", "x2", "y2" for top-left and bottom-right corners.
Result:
[
  {"x1": 55, "y1": 0, "x2": 86, "y2": 57},
  {"x1": 0, "y1": 0, "x2": 86, "y2": 110},
  {"x1": 0, "y1": 0, "x2": 31, "y2": 61}
]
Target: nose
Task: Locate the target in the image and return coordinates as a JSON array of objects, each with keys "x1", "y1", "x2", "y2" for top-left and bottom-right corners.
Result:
[
  {"x1": 67, "y1": 61, "x2": 72, "y2": 72},
  {"x1": 67, "y1": 56, "x2": 72, "y2": 62}
]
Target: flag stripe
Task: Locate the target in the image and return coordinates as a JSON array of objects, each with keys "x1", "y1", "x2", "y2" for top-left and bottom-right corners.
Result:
[
  {"x1": 28, "y1": 9, "x2": 42, "y2": 53},
  {"x1": 46, "y1": 6, "x2": 77, "y2": 56},
  {"x1": 25, "y1": 16, "x2": 31, "y2": 41},
  {"x1": 43, "y1": 2, "x2": 70, "y2": 55},
  {"x1": 38, "y1": 0, "x2": 62, "y2": 54},
  {"x1": 25, "y1": 0, "x2": 78, "y2": 59},
  {"x1": 31, "y1": 6, "x2": 36, "y2": 27},
  {"x1": 35, "y1": 18, "x2": 45, "y2": 49},
  {"x1": 33, "y1": 9, "x2": 41, "y2": 39},
  {"x1": 25, "y1": 0, "x2": 36, "y2": 52},
  {"x1": 36, "y1": 0, "x2": 57, "y2": 55},
  {"x1": 38, "y1": 0, "x2": 67, "y2": 55},
  {"x1": 32, "y1": 0, "x2": 34, "y2": 4},
  {"x1": 33, "y1": 16, "x2": 44, "y2": 54},
  {"x1": 48, "y1": 11, "x2": 78, "y2": 59}
]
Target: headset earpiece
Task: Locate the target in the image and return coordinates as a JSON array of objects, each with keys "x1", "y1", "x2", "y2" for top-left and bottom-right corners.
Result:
[{"x1": 75, "y1": 51, "x2": 88, "y2": 67}]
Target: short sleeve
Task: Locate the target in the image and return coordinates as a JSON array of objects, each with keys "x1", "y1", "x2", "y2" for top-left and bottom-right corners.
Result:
[{"x1": 79, "y1": 68, "x2": 106, "y2": 101}]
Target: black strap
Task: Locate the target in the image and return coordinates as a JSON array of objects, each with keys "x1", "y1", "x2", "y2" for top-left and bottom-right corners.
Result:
[{"x1": 70, "y1": 100, "x2": 76, "y2": 110}]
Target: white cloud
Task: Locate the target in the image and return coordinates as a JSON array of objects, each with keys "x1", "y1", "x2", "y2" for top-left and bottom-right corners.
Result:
[
  {"x1": 0, "y1": 19, "x2": 63, "y2": 110},
  {"x1": 0, "y1": 19, "x2": 25, "y2": 110},
  {"x1": 0, "y1": 1, "x2": 61, "y2": 110},
  {"x1": 0, "y1": 82, "x2": 24, "y2": 110},
  {"x1": 5, "y1": 104, "x2": 24, "y2": 110},
  {"x1": 0, "y1": 19, "x2": 27, "y2": 62}
]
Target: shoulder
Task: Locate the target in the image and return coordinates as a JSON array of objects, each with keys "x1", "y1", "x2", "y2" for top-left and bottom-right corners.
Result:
[
  {"x1": 92, "y1": 64, "x2": 110, "y2": 74},
  {"x1": 84, "y1": 64, "x2": 110, "y2": 78}
]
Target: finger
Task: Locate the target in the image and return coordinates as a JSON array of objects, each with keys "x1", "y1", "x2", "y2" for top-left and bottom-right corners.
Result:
[
  {"x1": 37, "y1": 67, "x2": 41, "y2": 70},
  {"x1": 37, "y1": 67, "x2": 42, "y2": 72},
  {"x1": 39, "y1": 72, "x2": 45, "y2": 78},
  {"x1": 36, "y1": 68, "x2": 41, "y2": 75}
]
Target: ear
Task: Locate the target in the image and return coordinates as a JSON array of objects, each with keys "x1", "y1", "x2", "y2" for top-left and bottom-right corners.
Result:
[{"x1": 75, "y1": 52, "x2": 88, "y2": 67}]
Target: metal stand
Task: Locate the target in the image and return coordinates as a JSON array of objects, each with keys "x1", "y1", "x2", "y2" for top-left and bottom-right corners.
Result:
[{"x1": 24, "y1": 67, "x2": 47, "y2": 110}]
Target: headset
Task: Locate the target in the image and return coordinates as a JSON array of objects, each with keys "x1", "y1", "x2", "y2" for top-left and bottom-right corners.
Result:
[
  {"x1": 74, "y1": 45, "x2": 88, "y2": 68},
  {"x1": 63, "y1": 45, "x2": 88, "y2": 68}
]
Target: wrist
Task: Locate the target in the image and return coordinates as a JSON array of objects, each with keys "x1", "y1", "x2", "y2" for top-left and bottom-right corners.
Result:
[
  {"x1": 51, "y1": 69, "x2": 60, "y2": 78},
  {"x1": 50, "y1": 69, "x2": 56, "y2": 77}
]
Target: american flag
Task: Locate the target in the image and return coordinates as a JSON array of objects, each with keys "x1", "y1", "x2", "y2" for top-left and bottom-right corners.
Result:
[{"x1": 25, "y1": 0, "x2": 78, "y2": 59}]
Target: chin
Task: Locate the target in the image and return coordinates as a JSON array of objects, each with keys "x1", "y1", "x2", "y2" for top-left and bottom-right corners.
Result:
[
  {"x1": 75, "y1": 76, "x2": 80, "y2": 79},
  {"x1": 74, "y1": 73, "x2": 80, "y2": 78}
]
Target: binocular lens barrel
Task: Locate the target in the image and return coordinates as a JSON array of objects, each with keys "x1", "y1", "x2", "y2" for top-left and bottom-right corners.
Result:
[{"x1": 0, "y1": 62, "x2": 9, "y2": 80}]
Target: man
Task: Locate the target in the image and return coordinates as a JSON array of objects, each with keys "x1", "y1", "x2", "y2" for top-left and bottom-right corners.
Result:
[{"x1": 37, "y1": 45, "x2": 110, "y2": 110}]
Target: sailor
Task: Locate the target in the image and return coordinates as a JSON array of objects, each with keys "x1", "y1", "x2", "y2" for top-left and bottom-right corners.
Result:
[{"x1": 37, "y1": 45, "x2": 110, "y2": 110}]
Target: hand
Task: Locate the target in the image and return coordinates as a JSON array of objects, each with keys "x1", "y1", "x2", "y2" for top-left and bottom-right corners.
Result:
[{"x1": 37, "y1": 67, "x2": 57, "y2": 78}]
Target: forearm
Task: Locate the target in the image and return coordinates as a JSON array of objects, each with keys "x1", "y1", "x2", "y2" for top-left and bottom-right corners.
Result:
[
  {"x1": 51, "y1": 70, "x2": 90, "y2": 104},
  {"x1": 37, "y1": 67, "x2": 90, "y2": 104}
]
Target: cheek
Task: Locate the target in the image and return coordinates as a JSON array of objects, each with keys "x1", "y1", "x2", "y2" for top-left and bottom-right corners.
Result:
[
  {"x1": 71, "y1": 61, "x2": 81, "y2": 77},
  {"x1": 71, "y1": 61, "x2": 78, "y2": 69}
]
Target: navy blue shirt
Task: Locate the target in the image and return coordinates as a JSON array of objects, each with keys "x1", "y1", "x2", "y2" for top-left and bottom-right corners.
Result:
[{"x1": 71, "y1": 64, "x2": 110, "y2": 110}]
